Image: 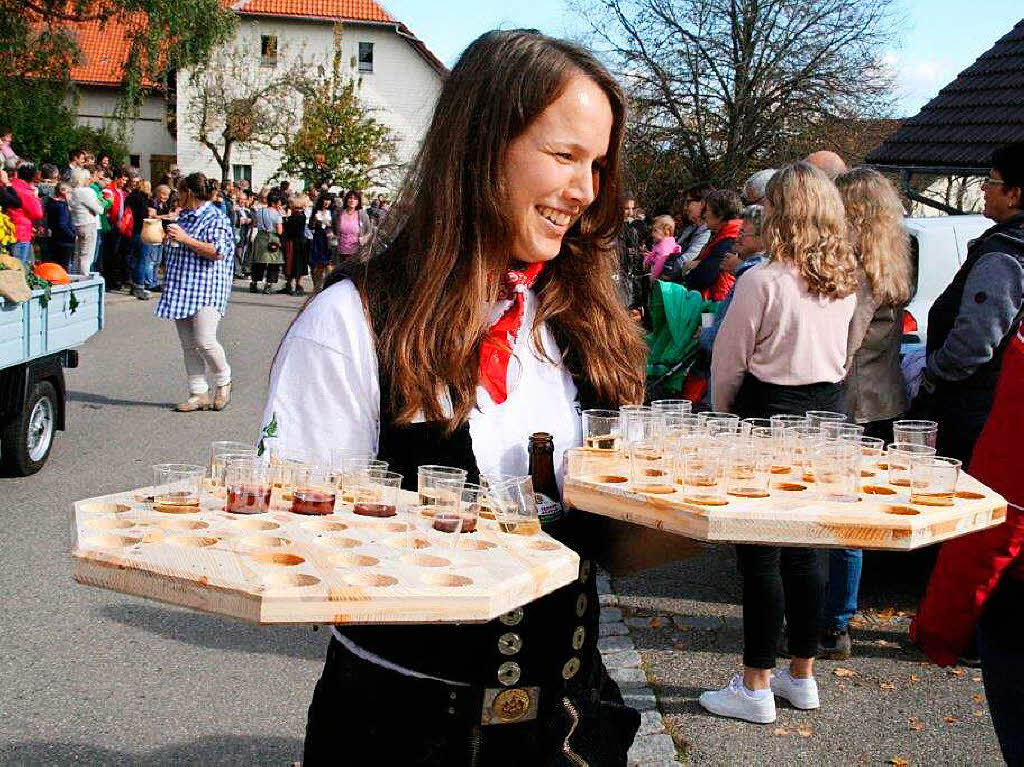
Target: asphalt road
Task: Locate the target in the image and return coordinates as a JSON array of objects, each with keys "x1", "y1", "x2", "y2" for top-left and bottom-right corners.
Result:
[
  {"x1": 1, "y1": 284, "x2": 319, "y2": 765},
  {"x1": 0, "y1": 282, "x2": 1007, "y2": 765}
]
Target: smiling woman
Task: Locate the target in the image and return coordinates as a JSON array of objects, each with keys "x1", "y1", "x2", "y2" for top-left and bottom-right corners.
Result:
[{"x1": 260, "y1": 29, "x2": 646, "y2": 766}]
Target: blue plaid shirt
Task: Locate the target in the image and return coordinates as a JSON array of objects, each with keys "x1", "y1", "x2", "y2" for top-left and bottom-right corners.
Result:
[{"x1": 155, "y1": 202, "x2": 235, "y2": 319}]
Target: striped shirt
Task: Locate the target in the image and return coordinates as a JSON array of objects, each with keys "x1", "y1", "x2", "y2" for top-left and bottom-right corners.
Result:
[{"x1": 155, "y1": 202, "x2": 235, "y2": 319}]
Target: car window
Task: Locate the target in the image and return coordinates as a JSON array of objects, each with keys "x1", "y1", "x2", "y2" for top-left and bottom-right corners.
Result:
[{"x1": 908, "y1": 234, "x2": 919, "y2": 301}]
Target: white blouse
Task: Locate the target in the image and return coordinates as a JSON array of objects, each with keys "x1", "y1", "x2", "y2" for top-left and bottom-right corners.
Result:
[{"x1": 259, "y1": 280, "x2": 583, "y2": 486}]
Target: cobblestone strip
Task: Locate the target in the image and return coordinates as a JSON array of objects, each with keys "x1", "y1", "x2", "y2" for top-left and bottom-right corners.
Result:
[{"x1": 597, "y1": 571, "x2": 681, "y2": 766}]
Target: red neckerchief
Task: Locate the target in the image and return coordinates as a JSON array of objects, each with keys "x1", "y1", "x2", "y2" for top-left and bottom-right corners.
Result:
[
  {"x1": 696, "y1": 218, "x2": 743, "y2": 262},
  {"x1": 479, "y1": 262, "x2": 545, "y2": 404}
]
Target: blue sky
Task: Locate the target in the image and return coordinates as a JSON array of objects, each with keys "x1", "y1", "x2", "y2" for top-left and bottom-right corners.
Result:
[{"x1": 381, "y1": 0, "x2": 1022, "y2": 117}]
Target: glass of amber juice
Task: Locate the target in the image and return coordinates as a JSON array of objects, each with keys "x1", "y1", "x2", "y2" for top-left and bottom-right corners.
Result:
[{"x1": 909, "y1": 456, "x2": 961, "y2": 506}]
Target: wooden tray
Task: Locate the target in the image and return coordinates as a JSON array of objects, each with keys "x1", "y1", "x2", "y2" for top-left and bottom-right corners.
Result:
[
  {"x1": 563, "y1": 448, "x2": 1007, "y2": 551},
  {"x1": 72, "y1": 487, "x2": 578, "y2": 625}
]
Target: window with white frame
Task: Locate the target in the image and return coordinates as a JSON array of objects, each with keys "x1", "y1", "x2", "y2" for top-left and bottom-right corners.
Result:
[
  {"x1": 232, "y1": 164, "x2": 252, "y2": 184},
  {"x1": 358, "y1": 41, "x2": 374, "y2": 72}
]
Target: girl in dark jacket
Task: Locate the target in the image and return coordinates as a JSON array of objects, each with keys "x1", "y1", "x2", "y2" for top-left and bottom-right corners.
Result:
[
  {"x1": 44, "y1": 182, "x2": 76, "y2": 271},
  {"x1": 683, "y1": 188, "x2": 743, "y2": 300}
]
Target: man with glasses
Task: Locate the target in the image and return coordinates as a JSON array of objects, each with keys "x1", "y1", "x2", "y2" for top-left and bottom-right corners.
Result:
[{"x1": 912, "y1": 141, "x2": 1024, "y2": 465}]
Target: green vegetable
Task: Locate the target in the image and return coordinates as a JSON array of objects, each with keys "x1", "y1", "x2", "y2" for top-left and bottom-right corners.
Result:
[
  {"x1": 69, "y1": 291, "x2": 79, "y2": 314},
  {"x1": 25, "y1": 272, "x2": 51, "y2": 308}
]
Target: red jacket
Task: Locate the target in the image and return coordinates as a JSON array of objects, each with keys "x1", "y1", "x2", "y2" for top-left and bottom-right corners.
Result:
[
  {"x1": 106, "y1": 183, "x2": 126, "y2": 224},
  {"x1": 699, "y1": 219, "x2": 741, "y2": 301},
  {"x1": 8, "y1": 178, "x2": 43, "y2": 243},
  {"x1": 911, "y1": 328, "x2": 1024, "y2": 666}
]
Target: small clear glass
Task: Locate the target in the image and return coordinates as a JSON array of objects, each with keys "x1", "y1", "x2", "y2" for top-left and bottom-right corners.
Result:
[
  {"x1": 892, "y1": 420, "x2": 939, "y2": 448},
  {"x1": 350, "y1": 469, "x2": 404, "y2": 518},
  {"x1": 458, "y1": 483, "x2": 485, "y2": 532},
  {"x1": 786, "y1": 426, "x2": 825, "y2": 483},
  {"x1": 629, "y1": 438, "x2": 672, "y2": 490},
  {"x1": 290, "y1": 466, "x2": 338, "y2": 515},
  {"x1": 340, "y1": 457, "x2": 388, "y2": 497},
  {"x1": 821, "y1": 422, "x2": 865, "y2": 442},
  {"x1": 813, "y1": 443, "x2": 861, "y2": 502},
  {"x1": 582, "y1": 409, "x2": 621, "y2": 452},
  {"x1": 725, "y1": 442, "x2": 771, "y2": 498},
  {"x1": 909, "y1": 456, "x2": 961, "y2": 506},
  {"x1": 770, "y1": 414, "x2": 807, "y2": 439},
  {"x1": 697, "y1": 411, "x2": 738, "y2": 429},
  {"x1": 839, "y1": 435, "x2": 886, "y2": 480},
  {"x1": 418, "y1": 465, "x2": 468, "y2": 511},
  {"x1": 486, "y1": 475, "x2": 541, "y2": 536},
  {"x1": 224, "y1": 458, "x2": 272, "y2": 514},
  {"x1": 210, "y1": 441, "x2": 254, "y2": 473},
  {"x1": 619, "y1": 405, "x2": 661, "y2": 449},
  {"x1": 681, "y1": 445, "x2": 727, "y2": 506},
  {"x1": 740, "y1": 417, "x2": 773, "y2": 436},
  {"x1": 887, "y1": 443, "x2": 937, "y2": 487},
  {"x1": 651, "y1": 399, "x2": 692, "y2": 415},
  {"x1": 152, "y1": 464, "x2": 205, "y2": 510},
  {"x1": 805, "y1": 411, "x2": 847, "y2": 431},
  {"x1": 706, "y1": 416, "x2": 741, "y2": 437}
]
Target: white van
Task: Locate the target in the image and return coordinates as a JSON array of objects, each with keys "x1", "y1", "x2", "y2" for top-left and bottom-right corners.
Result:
[{"x1": 903, "y1": 214, "x2": 991, "y2": 345}]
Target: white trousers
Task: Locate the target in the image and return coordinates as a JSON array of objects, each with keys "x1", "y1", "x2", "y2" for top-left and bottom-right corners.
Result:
[
  {"x1": 73, "y1": 225, "x2": 97, "y2": 275},
  {"x1": 174, "y1": 306, "x2": 232, "y2": 395}
]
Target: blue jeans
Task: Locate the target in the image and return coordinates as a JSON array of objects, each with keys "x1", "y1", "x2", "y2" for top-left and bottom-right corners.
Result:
[
  {"x1": 825, "y1": 548, "x2": 863, "y2": 632},
  {"x1": 91, "y1": 229, "x2": 103, "y2": 271},
  {"x1": 130, "y1": 237, "x2": 160, "y2": 288},
  {"x1": 11, "y1": 241, "x2": 33, "y2": 266},
  {"x1": 979, "y1": 577, "x2": 1024, "y2": 767}
]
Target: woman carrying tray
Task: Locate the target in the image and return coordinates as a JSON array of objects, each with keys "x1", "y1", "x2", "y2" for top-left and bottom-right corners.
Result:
[
  {"x1": 260, "y1": 30, "x2": 646, "y2": 765},
  {"x1": 704, "y1": 163, "x2": 858, "y2": 723}
]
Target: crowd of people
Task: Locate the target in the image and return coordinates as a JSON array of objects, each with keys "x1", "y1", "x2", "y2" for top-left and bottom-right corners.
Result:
[
  {"x1": 3, "y1": 26, "x2": 1023, "y2": 762},
  {"x1": 619, "y1": 142, "x2": 1023, "y2": 755},
  {"x1": 0, "y1": 127, "x2": 391, "y2": 301}
]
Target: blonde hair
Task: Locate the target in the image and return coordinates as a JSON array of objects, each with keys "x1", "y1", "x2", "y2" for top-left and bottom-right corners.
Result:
[
  {"x1": 134, "y1": 178, "x2": 151, "y2": 195},
  {"x1": 290, "y1": 194, "x2": 310, "y2": 211},
  {"x1": 652, "y1": 214, "x2": 675, "y2": 236},
  {"x1": 763, "y1": 163, "x2": 858, "y2": 299},
  {"x1": 836, "y1": 168, "x2": 912, "y2": 306}
]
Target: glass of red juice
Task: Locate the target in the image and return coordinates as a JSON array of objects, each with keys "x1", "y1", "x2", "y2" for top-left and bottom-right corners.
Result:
[
  {"x1": 290, "y1": 467, "x2": 338, "y2": 515},
  {"x1": 351, "y1": 469, "x2": 404, "y2": 518},
  {"x1": 225, "y1": 460, "x2": 272, "y2": 514}
]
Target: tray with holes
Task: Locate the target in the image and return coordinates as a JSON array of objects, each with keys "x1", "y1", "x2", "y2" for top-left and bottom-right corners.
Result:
[
  {"x1": 562, "y1": 448, "x2": 1007, "y2": 551},
  {"x1": 72, "y1": 487, "x2": 579, "y2": 625}
]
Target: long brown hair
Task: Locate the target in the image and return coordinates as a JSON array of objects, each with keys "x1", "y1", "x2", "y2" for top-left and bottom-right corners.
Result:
[
  {"x1": 323, "y1": 29, "x2": 645, "y2": 427},
  {"x1": 835, "y1": 168, "x2": 912, "y2": 306},
  {"x1": 763, "y1": 162, "x2": 859, "y2": 299}
]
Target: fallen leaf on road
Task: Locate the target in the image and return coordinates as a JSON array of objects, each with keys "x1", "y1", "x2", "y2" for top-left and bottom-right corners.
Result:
[
  {"x1": 888, "y1": 757, "x2": 909, "y2": 766},
  {"x1": 649, "y1": 616, "x2": 667, "y2": 628},
  {"x1": 876, "y1": 639, "x2": 898, "y2": 647},
  {"x1": 675, "y1": 625, "x2": 693, "y2": 633},
  {"x1": 797, "y1": 723, "x2": 812, "y2": 738},
  {"x1": 945, "y1": 715, "x2": 958, "y2": 725},
  {"x1": 774, "y1": 727, "x2": 791, "y2": 736},
  {"x1": 672, "y1": 641, "x2": 688, "y2": 651},
  {"x1": 973, "y1": 694, "x2": 984, "y2": 704},
  {"x1": 834, "y1": 667, "x2": 857, "y2": 678},
  {"x1": 974, "y1": 710, "x2": 985, "y2": 718},
  {"x1": 880, "y1": 680, "x2": 897, "y2": 691},
  {"x1": 908, "y1": 717, "x2": 923, "y2": 731},
  {"x1": 948, "y1": 667, "x2": 966, "y2": 677},
  {"x1": 909, "y1": 674, "x2": 923, "y2": 683},
  {"x1": 972, "y1": 675, "x2": 982, "y2": 682}
]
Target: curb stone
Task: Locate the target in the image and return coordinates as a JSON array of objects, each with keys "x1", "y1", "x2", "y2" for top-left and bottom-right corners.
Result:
[{"x1": 597, "y1": 571, "x2": 682, "y2": 765}]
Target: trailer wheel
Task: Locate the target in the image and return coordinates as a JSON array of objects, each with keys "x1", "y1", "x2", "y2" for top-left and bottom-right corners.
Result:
[{"x1": 1, "y1": 380, "x2": 57, "y2": 476}]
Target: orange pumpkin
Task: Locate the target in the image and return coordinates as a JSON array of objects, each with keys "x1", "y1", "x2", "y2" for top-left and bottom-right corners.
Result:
[{"x1": 32, "y1": 262, "x2": 71, "y2": 285}]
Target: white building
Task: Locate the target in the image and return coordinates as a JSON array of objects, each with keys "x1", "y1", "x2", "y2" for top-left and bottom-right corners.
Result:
[{"x1": 69, "y1": 1, "x2": 446, "y2": 188}]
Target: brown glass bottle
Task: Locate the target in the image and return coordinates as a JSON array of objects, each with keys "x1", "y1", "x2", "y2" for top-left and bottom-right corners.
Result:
[{"x1": 529, "y1": 432, "x2": 564, "y2": 526}]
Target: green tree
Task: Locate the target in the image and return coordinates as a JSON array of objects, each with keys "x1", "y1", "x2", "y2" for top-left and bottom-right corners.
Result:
[
  {"x1": 4, "y1": 0, "x2": 236, "y2": 116},
  {"x1": 278, "y1": 31, "x2": 396, "y2": 191}
]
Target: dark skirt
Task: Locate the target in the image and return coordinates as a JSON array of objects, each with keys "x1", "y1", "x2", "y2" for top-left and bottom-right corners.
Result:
[
  {"x1": 303, "y1": 636, "x2": 639, "y2": 766},
  {"x1": 310, "y1": 229, "x2": 331, "y2": 266}
]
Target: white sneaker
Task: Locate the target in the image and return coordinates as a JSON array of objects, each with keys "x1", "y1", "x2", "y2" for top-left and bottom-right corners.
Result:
[
  {"x1": 771, "y1": 668, "x2": 820, "y2": 709},
  {"x1": 699, "y1": 675, "x2": 776, "y2": 723}
]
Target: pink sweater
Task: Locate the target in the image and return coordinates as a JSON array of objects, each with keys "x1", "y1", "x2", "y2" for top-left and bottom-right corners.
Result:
[
  {"x1": 711, "y1": 260, "x2": 855, "y2": 411},
  {"x1": 643, "y1": 236, "x2": 682, "y2": 280}
]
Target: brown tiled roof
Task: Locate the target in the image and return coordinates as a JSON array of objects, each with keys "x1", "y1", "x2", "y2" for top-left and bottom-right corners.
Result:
[{"x1": 867, "y1": 18, "x2": 1024, "y2": 170}]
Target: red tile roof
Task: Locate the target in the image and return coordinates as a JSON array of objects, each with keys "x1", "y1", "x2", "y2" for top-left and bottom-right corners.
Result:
[
  {"x1": 69, "y1": 18, "x2": 150, "y2": 87},
  {"x1": 69, "y1": 0, "x2": 445, "y2": 88},
  {"x1": 233, "y1": 0, "x2": 393, "y2": 22}
]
